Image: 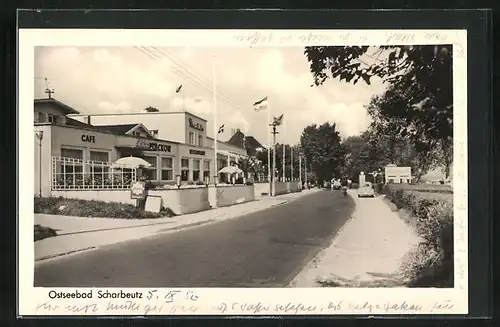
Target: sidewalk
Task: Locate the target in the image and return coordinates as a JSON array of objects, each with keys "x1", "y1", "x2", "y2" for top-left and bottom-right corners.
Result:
[
  {"x1": 289, "y1": 190, "x2": 421, "y2": 287},
  {"x1": 35, "y1": 188, "x2": 321, "y2": 262}
]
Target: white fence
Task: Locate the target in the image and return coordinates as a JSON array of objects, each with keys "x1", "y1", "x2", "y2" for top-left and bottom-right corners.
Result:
[{"x1": 51, "y1": 156, "x2": 137, "y2": 190}]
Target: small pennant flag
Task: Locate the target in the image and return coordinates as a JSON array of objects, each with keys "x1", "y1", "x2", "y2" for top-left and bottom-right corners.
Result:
[
  {"x1": 218, "y1": 124, "x2": 225, "y2": 134},
  {"x1": 273, "y1": 113, "x2": 284, "y2": 126},
  {"x1": 175, "y1": 85, "x2": 183, "y2": 93},
  {"x1": 253, "y1": 96, "x2": 268, "y2": 112}
]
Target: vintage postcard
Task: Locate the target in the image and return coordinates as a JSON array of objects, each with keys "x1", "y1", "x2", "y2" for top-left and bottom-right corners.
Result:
[{"x1": 18, "y1": 28, "x2": 468, "y2": 316}]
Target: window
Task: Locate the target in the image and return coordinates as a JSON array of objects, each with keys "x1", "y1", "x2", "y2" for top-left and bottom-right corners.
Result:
[
  {"x1": 143, "y1": 156, "x2": 157, "y2": 180},
  {"x1": 193, "y1": 159, "x2": 201, "y2": 181},
  {"x1": 90, "y1": 150, "x2": 110, "y2": 173},
  {"x1": 47, "y1": 114, "x2": 56, "y2": 123},
  {"x1": 90, "y1": 151, "x2": 109, "y2": 163},
  {"x1": 60, "y1": 148, "x2": 83, "y2": 173},
  {"x1": 198, "y1": 134, "x2": 203, "y2": 147},
  {"x1": 161, "y1": 157, "x2": 173, "y2": 181},
  {"x1": 203, "y1": 160, "x2": 210, "y2": 180},
  {"x1": 189, "y1": 132, "x2": 195, "y2": 145},
  {"x1": 181, "y1": 158, "x2": 190, "y2": 181},
  {"x1": 34, "y1": 112, "x2": 44, "y2": 123},
  {"x1": 218, "y1": 159, "x2": 227, "y2": 169}
]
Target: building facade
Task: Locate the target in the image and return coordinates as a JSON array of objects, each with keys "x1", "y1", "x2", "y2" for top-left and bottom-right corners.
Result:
[{"x1": 34, "y1": 98, "x2": 250, "y2": 197}]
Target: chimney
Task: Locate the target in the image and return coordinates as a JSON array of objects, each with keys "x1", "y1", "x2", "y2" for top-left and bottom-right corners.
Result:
[{"x1": 87, "y1": 115, "x2": 91, "y2": 125}]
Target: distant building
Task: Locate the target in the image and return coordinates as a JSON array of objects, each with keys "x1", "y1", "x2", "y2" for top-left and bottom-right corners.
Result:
[
  {"x1": 384, "y1": 164, "x2": 412, "y2": 184},
  {"x1": 226, "y1": 129, "x2": 264, "y2": 157}
]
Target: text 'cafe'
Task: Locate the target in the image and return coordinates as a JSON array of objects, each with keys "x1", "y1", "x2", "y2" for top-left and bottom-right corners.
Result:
[{"x1": 33, "y1": 98, "x2": 248, "y2": 197}]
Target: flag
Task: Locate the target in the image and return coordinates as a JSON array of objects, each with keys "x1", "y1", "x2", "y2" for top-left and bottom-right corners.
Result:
[
  {"x1": 176, "y1": 84, "x2": 183, "y2": 93},
  {"x1": 273, "y1": 113, "x2": 284, "y2": 126},
  {"x1": 218, "y1": 124, "x2": 225, "y2": 134},
  {"x1": 253, "y1": 96, "x2": 268, "y2": 112}
]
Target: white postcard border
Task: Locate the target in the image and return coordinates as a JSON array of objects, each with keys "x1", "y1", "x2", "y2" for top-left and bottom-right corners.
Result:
[{"x1": 18, "y1": 28, "x2": 468, "y2": 316}]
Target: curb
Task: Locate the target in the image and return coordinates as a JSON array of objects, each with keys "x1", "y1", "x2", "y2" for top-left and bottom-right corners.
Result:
[
  {"x1": 35, "y1": 220, "x2": 216, "y2": 262},
  {"x1": 35, "y1": 199, "x2": 292, "y2": 262},
  {"x1": 36, "y1": 246, "x2": 97, "y2": 262},
  {"x1": 286, "y1": 191, "x2": 358, "y2": 287}
]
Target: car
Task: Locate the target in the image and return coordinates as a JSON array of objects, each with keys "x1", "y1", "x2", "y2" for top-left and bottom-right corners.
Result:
[
  {"x1": 332, "y1": 180, "x2": 342, "y2": 190},
  {"x1": 357, "y1": 182, "x2": 375, "y2": 198}
]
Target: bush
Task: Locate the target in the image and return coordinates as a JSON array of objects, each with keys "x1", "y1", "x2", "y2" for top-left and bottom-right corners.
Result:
[
  {"x1": 386, "y1": 186, "x2": 454, "y2": 287},
  {"x1": 34, "y1": 197, "x2": 175, "y2": 219},
  {"x1": 34, "y1": 224, "x2": 57, "y2": 241},
  {"x1": 350, "y1": 182, "x2": 359, "y2": 189}
]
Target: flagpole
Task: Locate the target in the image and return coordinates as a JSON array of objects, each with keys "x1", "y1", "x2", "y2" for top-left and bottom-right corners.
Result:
[
  {"x1": 212, "y1": 54, "x2": 218, "y2": 194},
  {"x1": 298, "y1": 155, "x2": 302, "y2": 187},
  {"x1": 267, "y1": 100, "x2": 271, "y2": 195},
  {"x1": 282, "y1": 116, "x2": 286, "y2": 182}
]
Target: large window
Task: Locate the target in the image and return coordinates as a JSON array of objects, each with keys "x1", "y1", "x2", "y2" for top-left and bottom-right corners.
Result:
[
  {"x1": 47, "y1": 114, "x2": 56, "y2": 123},
  {"x1": 89, "y1": 150, "x2": 110, "y2": 173},
  {"x1": 193, "y1": 159, "x2": 201, "y2": 181},
  {"x1": 142, "y1": 156, "x2": 157, "y2": 181},
  {"x1": 61, "y1": 148, "x2": 83, "y2": 173},
  {"x1": 90, "y1": 150, "x2": 109, "y2": 162},
  {"x1": 203, "y1": 160, "x2": 210, "y2": 180},
  {"x1": 161, "y1": 157, "x2": 174, "y2": 181},
  {"x1": 181, "y1": 158, "x2": 190, "y2": 181},
  {"x1": 198, "y1": 134, "x2": 203, "y2": 147},
  {"x1": 189, "y1": 132, "x2": 195, "y2": 145}
]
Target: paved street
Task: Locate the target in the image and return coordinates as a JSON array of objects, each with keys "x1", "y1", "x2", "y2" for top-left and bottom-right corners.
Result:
[{"x1": 34, "y1": 189, "x2": 354, "y2": 287}]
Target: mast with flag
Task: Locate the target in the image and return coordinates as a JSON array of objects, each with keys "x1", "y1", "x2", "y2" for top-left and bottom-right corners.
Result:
[
  {"x1": 218, "y1": 124, "x2": 225, "y2": 135},
  {"x1": 282, "y1": 115, "x2": 286, "y2": 181},
  {"x1": 253, "y1": 96, "x2": 271, "y2": 192},
  {"x1": 212, "y1": 55, "x2": 218, "y2": 194},
  {"x1": 176, "y1": 84, "x2": 185, "y2": 111}
]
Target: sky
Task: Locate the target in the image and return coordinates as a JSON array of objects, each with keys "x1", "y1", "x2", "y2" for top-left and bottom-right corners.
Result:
[{"x1": 34, "y1": 46, "x2": 388, "y2": 145}]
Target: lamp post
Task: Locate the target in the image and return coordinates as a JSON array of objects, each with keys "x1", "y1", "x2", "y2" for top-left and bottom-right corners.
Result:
[
  {"x1": 35, "y1": 131, "x2": 44, "y2": 197},
  {"x1": 175, "y1": 174, "x2": 182, "y2": 189}
]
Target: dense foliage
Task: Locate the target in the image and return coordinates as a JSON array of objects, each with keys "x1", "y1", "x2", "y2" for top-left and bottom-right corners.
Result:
[
  {"x1": 299, "y1": 122, "x2": 345, "y2": 185},
  {"x1": 305, "y1": 45, "x2": 453, "y2": 180}
]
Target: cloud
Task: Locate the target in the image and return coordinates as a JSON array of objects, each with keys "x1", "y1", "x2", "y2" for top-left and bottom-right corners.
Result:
[
  {"x1": 35, "y1": 46, "x2": 387, "y2": 144},
  {"x1": 97, "y1": 101, "x2": 131, "y2": 113}
]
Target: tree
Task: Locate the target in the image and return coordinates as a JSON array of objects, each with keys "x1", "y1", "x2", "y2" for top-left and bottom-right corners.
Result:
[
  {"x1": 304, "y1": 45, "x2": 453, "y2": 146},
  {"x1": 299, "y1": 122, "x2": 345, "y2": 185},
  {"x1": 144, "y1": 106, "x2": 159, "y2": 112},
  {"x1": 236, "y1": 156, "x2": 261, "y2": 179}
]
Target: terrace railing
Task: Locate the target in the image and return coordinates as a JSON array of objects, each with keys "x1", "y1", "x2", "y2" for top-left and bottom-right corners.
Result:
[{"x1": 51, "y1": 156, "x2": 137, "y2": 190}]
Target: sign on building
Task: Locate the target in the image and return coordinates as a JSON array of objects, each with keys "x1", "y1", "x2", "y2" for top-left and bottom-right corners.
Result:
[{"x1": 384, "y1": 165, "x2": 412, "y2": 184}]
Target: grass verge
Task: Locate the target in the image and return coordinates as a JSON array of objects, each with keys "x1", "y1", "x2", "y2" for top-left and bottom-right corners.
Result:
[{"x1": 385, "y1": 184, "x2": 453, "y2": 288}]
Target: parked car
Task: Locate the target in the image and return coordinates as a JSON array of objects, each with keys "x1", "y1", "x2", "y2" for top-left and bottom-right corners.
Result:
[
  {"x1": 332, "y1": 179, "x2": 342, "y2": 190},
  {"x1": 357, "y1": 182, "x2": 375, "y2": 198}
]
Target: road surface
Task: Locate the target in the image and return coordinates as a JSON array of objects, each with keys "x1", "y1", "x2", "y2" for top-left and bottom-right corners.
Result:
[{"x1": 34, "y1": 189, "x2": 355, "y2": 287}]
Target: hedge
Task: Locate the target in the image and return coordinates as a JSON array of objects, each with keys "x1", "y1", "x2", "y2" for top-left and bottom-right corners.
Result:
[
  {"x1": 34, "y1": 224, "x2": 57, "y2": 241},
  {"x1": 384, "y1": 184, "x2": 454, "y2": 288},
  {"x1": 34, "y1": 197, "x2": 175, "y2": 219}
]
